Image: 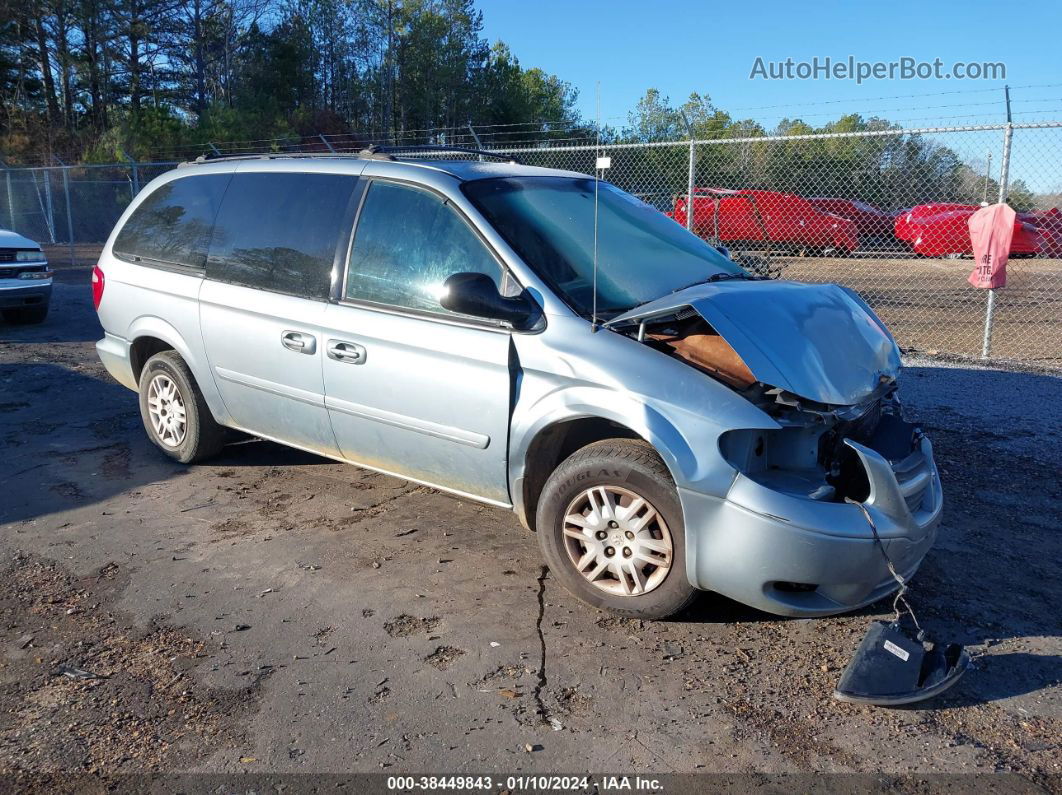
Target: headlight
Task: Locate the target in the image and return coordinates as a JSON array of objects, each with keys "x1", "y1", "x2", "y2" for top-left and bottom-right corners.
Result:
[{"x1": 15, "y1": 250, "x2": 46, "y2": 262}]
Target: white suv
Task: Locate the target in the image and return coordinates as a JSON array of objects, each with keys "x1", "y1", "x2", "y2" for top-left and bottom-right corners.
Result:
[{"x1": 0, "y1": 229, "x2": 51, "y2": 324}]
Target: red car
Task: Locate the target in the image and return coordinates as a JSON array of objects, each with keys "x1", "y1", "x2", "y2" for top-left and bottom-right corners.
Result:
[
  {"x1": 671, "y1": 188, "x2": 858, "y2": 255},
  {"x1": 894, "y1": 203, "x2": 1060, "y2": 257},
  {"x1": 893, "y1": 203, "x2": 977, "y2": 248},
  {"x1": 1021, "y1": 207, "x2": 1062, "y2": 238},
  {"x1": 807, "y1": 197, "x2": 893, "y2": 242}
]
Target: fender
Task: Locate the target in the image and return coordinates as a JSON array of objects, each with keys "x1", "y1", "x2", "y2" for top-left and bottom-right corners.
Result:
[
  {"x1": 126, "y1": 314, "x2": 233, "y2": 426},
  {"x1": 509, "y1": 382, "x2": 779, "y2": 523},
  {"x1": 510, "y1": 387, "x2": 697, "y2": 492}
]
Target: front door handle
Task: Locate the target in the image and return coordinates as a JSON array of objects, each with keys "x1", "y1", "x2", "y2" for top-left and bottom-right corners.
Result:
[
  {"x1": 327, "y1": 339, "x2": 366, "y2": 364},
  {"x1": 282, "y1": 330, "x2": 317, "y2": 354}
]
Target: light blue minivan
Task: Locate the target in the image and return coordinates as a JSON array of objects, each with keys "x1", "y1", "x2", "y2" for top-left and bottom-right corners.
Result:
[{"x1": 94, "y1": 149, "x2": 942, "y2": 619}]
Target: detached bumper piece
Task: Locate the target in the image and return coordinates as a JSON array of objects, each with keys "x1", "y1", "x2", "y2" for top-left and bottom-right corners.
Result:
[{"x1": 834, "y1": 621, "x2": 970, "y2": 706}]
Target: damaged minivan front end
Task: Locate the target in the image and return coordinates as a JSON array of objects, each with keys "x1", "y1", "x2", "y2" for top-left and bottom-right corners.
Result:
[{"x1": 607, "y1": 279, "x2": 943, "y2": 616}]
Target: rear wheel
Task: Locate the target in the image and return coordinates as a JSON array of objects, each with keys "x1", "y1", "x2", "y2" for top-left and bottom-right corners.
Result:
[
  {"x1": 2, "y1": 305, "x2": 48, "y2": 324},
  {"x1": 138, "y1": 351, "x2": 227, "y2": 463},
  {"x1": 536, "y1": 439, "x2": 697, "y2": 619}
]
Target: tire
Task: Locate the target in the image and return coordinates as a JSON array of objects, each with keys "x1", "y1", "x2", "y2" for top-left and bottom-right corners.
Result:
[
  {"x1": 138, "y1": 351, "x2": 227, "y2": 464},
  {"x1": 2, "y1": 305, "x2": 48, "y2": 324},
  {"x1": 536, "y1": 439, "x2": 697, "y2": 619}
]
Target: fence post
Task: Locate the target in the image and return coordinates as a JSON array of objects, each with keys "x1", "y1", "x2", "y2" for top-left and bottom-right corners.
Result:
[
  {"x1": 686, "y1": 139, "x2": 696, "y2": 232},
  {"x1": 981, "y1": 121, "x2": 1013, "y2": 359},
  {"x1": 42, "y1": 168, "x2": 56, "y2": 243},
  {"x1": 466, "y1": 123, "x2": 486, "y2": 161},
  {"x1": 61, "y1": 164, "x2": 75, "y2": 266},
  {"x1": 318, "y1": 133, "x2": 336, "y2": 153},
  {"x1": 122, "y1": 150, "x2": 140, "y2": 198},
  {"x1": 680, "y1": 112, "x2": 696, "y2": 232},
  {"x1": 4, "y1": 168, "x2": 13, "y2": 230}
]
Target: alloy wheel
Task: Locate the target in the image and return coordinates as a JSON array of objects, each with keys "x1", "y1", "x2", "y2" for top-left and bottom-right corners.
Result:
[{"x1": 146, "y1": 373, "x2": 187, "y2": 448}]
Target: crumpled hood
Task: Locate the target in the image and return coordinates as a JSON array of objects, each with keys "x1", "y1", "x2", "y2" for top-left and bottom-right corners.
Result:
[
  {"x1": 0, "y1": 229, "x2": 42, "y2": 249},
  {"x1": 608, "y1": 279, "x2": 901, "y2": 406}
]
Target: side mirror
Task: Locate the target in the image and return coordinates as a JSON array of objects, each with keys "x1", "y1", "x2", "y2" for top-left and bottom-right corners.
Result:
[{"x1": 440, "y1": 272, "x2": 535, "y2": 328}]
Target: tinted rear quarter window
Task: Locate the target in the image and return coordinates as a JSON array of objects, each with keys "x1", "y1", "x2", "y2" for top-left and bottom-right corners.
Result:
[
  {"x1": 113, "y1": 173, "x2": 231, "y2": 270},
  {"x1": 206, "y1": 172, "x2": 357, "y2": 301}
]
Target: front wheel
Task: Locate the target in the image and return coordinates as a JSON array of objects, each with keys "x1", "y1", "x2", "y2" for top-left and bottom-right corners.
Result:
[{"x1": 536, "y1": 439, "x2": 697, "y2": 619}]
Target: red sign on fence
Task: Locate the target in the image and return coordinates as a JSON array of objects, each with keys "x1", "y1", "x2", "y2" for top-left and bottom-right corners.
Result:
[{"x1": 967, "y1": 203, "x2": 1015, "y2": 289}]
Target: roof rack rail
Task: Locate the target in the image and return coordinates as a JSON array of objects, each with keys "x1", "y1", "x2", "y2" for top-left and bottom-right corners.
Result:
[
  {"x1": 185, "y1": 145, "x2": 520, "y2": 167},
  {"x1": 188, "y1": 151, "x2": 357, "y2": 165},
  {"x1": 359, "y1": 144, "x2": 520, "y2": 164}
]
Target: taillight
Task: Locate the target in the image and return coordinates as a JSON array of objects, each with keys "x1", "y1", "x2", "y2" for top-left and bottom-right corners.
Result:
[{"x1": 91, "y1": 265, "x2": 105, "y2": 310}]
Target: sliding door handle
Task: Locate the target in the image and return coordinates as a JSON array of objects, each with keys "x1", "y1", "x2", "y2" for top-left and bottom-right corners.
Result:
[
  {"x1": 281, "y1": 330, "x2": 317, "y2": 354},
  {"x1": 327, "y1": 339, "x2": 366, "y2": 364}
]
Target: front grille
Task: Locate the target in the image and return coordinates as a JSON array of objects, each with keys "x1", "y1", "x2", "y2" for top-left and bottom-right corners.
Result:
[
  {"x1": 0, "y1": 263, "x2": 47, "y2": 279},
  {"x1": 0, "y1": 248, "x2": 39, "y2": 263}
]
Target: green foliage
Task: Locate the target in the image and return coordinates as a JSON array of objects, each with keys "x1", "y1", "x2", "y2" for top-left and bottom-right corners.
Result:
[
  {"x1": 619, "y1": 90, "x2": 1046, "y2": 211},
  {"x1": 2, "y1": 2, "x2": 1053, "y2": 217},
  {"x1": 0, "y1": 0, "x2": 581, "y2": 160}
]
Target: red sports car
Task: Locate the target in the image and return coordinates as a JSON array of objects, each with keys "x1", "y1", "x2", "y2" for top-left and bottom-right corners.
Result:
[
  {"x1": 894, "y1": 203, "x2": 1061, "y2": 257},
  {"x1": 808, "y1": 197, "x2": 893, "y2": 242},
  {"x1": 671, "y1": 188, "x2": 858, "y2": 255}
]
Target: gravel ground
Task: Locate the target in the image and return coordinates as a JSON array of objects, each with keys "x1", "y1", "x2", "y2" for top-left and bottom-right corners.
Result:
[{"x1": 0, "y1": 273, "x2": 1059, "y2": 786}]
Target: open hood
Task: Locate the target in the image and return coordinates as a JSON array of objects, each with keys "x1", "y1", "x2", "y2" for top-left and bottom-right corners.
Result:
[{"x1": 608, "y1": 280, "x2": 900, "y2": 406}]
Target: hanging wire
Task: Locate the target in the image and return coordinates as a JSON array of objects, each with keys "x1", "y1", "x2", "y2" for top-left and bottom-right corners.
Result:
[{"x1": 846, "y1": 498, "x2": 924, "y2": 637}]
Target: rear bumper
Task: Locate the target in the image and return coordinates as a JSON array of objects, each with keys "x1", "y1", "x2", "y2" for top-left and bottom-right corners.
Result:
[
  {"x1": 96, "y1": 333, "x2": 138, "y2": 391},
  {"x1": 681, "y1": 435, "x2": 943, "y2": 617},
  {"x1": 0, "y1": 281, "x2": 51, "y2": 309}
]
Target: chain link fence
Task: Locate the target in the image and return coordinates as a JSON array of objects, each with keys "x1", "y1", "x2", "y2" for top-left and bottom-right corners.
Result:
[{"x1": 3, "y1": 121, "x2": 1061, "y2": 369}]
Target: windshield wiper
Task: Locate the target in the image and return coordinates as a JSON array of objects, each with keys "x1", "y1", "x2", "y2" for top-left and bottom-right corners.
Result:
[{"x1": 670, "y1": 271, "x2": 755, "y2": 294}]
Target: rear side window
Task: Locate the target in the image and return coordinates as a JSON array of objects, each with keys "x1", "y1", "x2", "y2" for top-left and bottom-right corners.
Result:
[
  {"x1": 113, "y1": 174, "x2": 230, "y2": 270},
  {"x1": 345, "y1": 181, "x2": 503, "y2": 315},
  {"x1": 206, "y1": 172, "x2": 358, "y2": 301}
]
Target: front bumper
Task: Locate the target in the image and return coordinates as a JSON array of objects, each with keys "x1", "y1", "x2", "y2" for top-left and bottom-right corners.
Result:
[
  {"x1": 0, "y1": 280, "x2": 52, "y2": 309},
  {"x1": 681, "y1": 435, "x2": 943, "y2": 617}
]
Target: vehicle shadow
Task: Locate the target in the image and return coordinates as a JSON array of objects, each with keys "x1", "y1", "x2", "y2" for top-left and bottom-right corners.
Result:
[
  {"x1": 677, "y1": 591, "x2": 889, "y2": 625},
  {"x1": 0, "y1": 361, "x2": 333, "y2": 526},
  {"x1": 214, "y1": 436, "x2": 336, "y2": 468},
  {"x1": 0, "y1": 279, "x2": 101, "y2": 344},
  {"x1": 925, "y1": 652, "x2": 1061, "y2": 710}
]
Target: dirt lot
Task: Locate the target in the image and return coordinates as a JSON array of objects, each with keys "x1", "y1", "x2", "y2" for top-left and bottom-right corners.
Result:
[{"x1": 0, "y1": 269, "x2": 1060, "y2": 785}]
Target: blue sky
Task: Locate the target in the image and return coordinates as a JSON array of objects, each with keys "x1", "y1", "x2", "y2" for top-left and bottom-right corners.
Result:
[{"x1": 477, "y1": 0, "x2": 1062, "y2": 131}]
